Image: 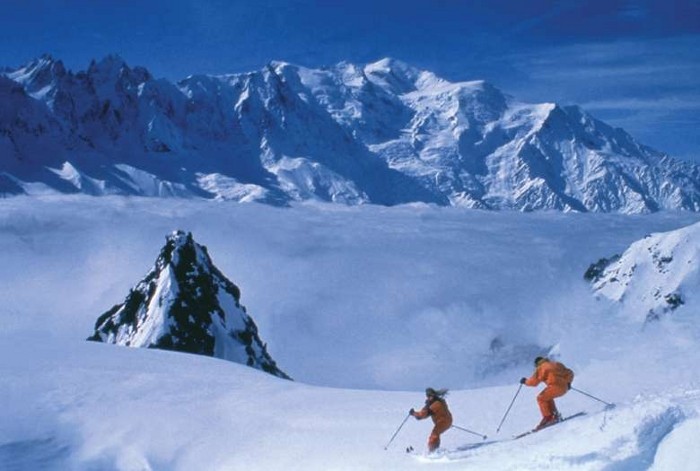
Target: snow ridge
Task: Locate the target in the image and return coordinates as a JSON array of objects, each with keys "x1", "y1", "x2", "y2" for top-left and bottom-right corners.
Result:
[
  {"x1": 2, "y1": 55, "x2": 700, "y2": 212},
  {"x1": 88, "y1": 230, "x2": 291, "y2": 379},
  {"x1": 588, "y1": 221, "x2": 700, "y2": 322}
]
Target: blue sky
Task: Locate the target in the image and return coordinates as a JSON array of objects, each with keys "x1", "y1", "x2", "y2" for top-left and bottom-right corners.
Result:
[{"x1": 1, "y1": 0, "x2": 699, "y2": 161}]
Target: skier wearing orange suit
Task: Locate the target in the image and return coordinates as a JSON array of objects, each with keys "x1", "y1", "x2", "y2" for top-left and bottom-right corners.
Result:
[
  {"x1": 520, "y1": 356, "x2": 574, "y2": 430},
  {"x1": 409, "y1": 387, "x2": 453, "y2": 452}
]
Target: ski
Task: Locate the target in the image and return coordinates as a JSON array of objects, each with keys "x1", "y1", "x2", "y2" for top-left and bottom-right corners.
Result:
[{"x1": 513, "y1": 412, "x2": 586, "y2": 439}]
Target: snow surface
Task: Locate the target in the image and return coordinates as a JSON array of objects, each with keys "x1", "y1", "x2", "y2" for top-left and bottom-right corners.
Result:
[{"x1": 1, "y1": 196, "x2": 700, "y2": 470}]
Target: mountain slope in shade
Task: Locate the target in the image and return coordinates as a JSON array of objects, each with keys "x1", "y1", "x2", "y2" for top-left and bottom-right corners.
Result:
[
  {"x1": 587, "y1": 222, "x2": 700, "y2": 323},
  {"x1": 2, "y1": 54, "x2": 700, "y2": 212},
  {"x1": 88, "y1": 230, "x2": 290, "y2": 379}
]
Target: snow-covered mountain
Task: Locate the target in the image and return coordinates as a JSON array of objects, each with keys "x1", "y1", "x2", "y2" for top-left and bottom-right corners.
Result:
[
  {"x1": 2, "y1": 54, "x2": 700, "y2": 212},
  {"x1": 88, "y1": 230, "x2": 290, "y2": 379},
  {"x1": 587, "y1": 221, "x2": 700, "y2": 323}
]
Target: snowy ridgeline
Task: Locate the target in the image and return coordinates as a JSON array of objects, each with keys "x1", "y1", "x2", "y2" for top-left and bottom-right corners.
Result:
[
  {"x1": 1, "y1": 198, "x2": 700, "y2": 470},
  {"x1": 587, "y1": 221, "x2": 700, "y2": 324},
  {"x1": 2, "y1": 54, "x2": 700, "y2": 212}
]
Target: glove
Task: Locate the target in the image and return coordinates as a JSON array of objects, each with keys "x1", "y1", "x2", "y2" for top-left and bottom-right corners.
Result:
[
  {"x1": 409, "y1": 408, "x2": 415, "y2": 416},
  {"x1": 568, "y1": 382, "x2": 572, "y2": 390},
  {"x1": 520, "y1": 377, "x2": 527, "y2": 384}
]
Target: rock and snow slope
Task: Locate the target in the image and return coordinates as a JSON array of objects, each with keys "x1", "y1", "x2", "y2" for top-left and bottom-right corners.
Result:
[
  {"x1": 2, "y1": 55, "x2": 700, "y2": 212},
  {"x1": 88, "y1": 230, "x2": 290, "y2": 379},
  {"x1": 588, "y1": 221, "x2": 700, "y2": 324}
]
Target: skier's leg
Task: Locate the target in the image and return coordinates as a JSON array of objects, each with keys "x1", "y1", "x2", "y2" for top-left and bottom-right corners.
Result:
[
  {"x1": 428, "y1": 420, "x2": 451, "y2": 452},
  {"x1": 538, "y1": 385, "x2": 567, "y2": 417},
  {"x1": 428, "y1": 430, "x2": 441, "y2": 452},
  {"x1": 536, "y1": 389, "x2": 554, "y2": 418}
]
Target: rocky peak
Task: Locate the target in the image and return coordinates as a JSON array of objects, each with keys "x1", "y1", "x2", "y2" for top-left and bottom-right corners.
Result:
[
  {"x1": 88, "y1": 230, "x2": 291, "y2": 379},
  {"x1": 86, "y1": 54, "x2": 152, "y2": 98},
  {"x1": 4, "y1": 54, "x2": 67, "y2": 96}
]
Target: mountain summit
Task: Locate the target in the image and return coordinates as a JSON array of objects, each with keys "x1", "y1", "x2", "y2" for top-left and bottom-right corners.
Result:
[
  {"x1": 88, "y1": 230, "x2": 290, "y2": 379},
  {"x1": 2, "y1": 55, "x2": 700, "y2": 212}
]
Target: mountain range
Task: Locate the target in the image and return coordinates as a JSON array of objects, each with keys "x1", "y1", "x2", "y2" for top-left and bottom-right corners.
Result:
[{"x1": 2, "y1": 54, "x2": 699, "y2": 212}]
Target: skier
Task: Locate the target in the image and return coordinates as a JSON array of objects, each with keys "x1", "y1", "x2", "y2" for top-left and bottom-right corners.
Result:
[
  {"x1": 520, "y1": 356, "x2": 574, "y2": 430},
  {"x1": 409, "y1": 387, "x2": 453, "y2": 453}
]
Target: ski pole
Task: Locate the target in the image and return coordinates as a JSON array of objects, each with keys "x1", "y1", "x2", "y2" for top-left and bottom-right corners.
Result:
[
  {"x1": 451, "y1": 424, "x2": 487, "y2": 440},
  {"x1": 384, "y1": 413, "x2": 411, "y2": 450},
  {"x1": 496, "y1": 383, "x2": 523, "y2": 433},
  {"x1": 571, "y1": 386, "x2": 615, "y2": 408}
]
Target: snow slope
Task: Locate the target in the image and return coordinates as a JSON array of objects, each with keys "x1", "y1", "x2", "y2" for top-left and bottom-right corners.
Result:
[
  {"x1": 1, "y1": 197, "x2": 700, "y2": 470},
  {"x1": 590, "y1": 221, "x2": 700, "y2": 325},
  {"x1": 1, "y1": 327, "x2": 700, "y2": 470}
]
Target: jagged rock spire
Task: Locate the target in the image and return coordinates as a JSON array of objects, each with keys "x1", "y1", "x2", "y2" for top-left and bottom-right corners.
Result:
[{"x1": 88, "y1": 230, "x2": 291, "y2": 379}]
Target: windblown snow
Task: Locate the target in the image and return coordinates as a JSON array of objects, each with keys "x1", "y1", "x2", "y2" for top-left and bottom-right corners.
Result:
[{"x1": 1, "y1": 196, "x2": 700, "y2": 470}]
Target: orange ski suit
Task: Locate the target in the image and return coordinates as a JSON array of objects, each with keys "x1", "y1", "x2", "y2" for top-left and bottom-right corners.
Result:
[
  {"x1": 524, "y1": 360, "x2": 574, "y2": 418},
  {"x1": 412, "y1": 398, "x2": 453, "y2": 452}
]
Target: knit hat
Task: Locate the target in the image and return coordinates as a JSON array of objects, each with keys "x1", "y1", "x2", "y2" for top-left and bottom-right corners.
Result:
[{"x1": 534, "y1": 356, "x2": 548, "y2": 366}]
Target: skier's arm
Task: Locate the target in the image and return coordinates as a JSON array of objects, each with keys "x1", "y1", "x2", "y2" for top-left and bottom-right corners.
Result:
[
  {"x1": 411, "y1": 406, "x2": 431, "y2": 420},
  {"x1": 523, "y1": 369, "x2": 542, "y2": 387}
]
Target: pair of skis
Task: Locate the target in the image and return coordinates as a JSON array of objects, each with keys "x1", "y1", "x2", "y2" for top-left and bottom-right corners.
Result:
[
  {"x1": 406, "y1": 411, "x2": 586, "y2": 455},
  {"x1": 512, "y1": 411, "x2": 586, "y2": 439}
]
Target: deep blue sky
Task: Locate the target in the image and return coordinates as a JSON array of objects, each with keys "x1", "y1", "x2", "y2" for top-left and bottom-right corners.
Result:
[{"x1": 2, "y1": 0, "x2": 699, "y2": 161}]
